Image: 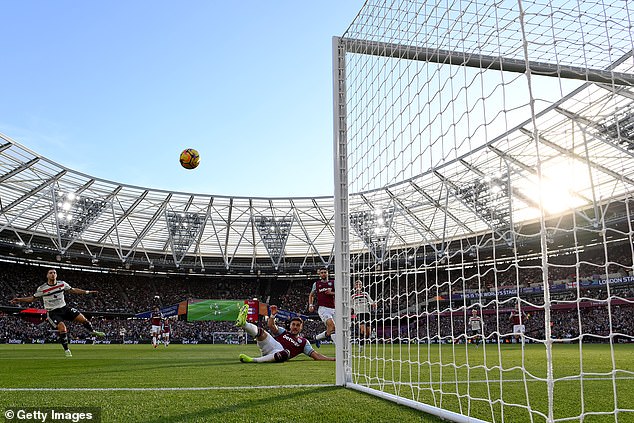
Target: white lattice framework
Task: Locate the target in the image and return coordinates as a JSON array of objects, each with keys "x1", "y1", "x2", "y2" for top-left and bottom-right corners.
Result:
[
  {"x1": 334, "y1": 1, "x2": 634, "y2": 422},
  {"x1": 0, "y1": 134, "x2": 339, "y2": 272}
]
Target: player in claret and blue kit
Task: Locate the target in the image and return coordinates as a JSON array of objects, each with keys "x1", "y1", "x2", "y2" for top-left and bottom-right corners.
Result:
[
  {"x1": 236, "y1": 304, "x2": 335, "y2": 364},
  {"x1": 161, "y1": 317, "x2": 172, "y2": 347},
  {"x1": 510, "y1": 302, "x2": 529, "y2": 344},
  {"x1": 308, "y1": 267, "x2": 336, "y2": 347},
  {"x1": 150, "y1": 306, "x2": 163, "y2": 348}
]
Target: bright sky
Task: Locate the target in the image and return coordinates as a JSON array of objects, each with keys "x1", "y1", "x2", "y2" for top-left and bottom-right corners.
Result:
[{"x1": 0, "y1": 1, "x2": 363, "y2": 198}]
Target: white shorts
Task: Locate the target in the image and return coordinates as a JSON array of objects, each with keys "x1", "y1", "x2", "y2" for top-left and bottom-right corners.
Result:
[
  {"x1": 513, "y1": 324, "x2": 526, "y2": 334},
  {"x1": 318, "y1": 306, "x2": 335, "y2": 324},
  {"x1": 256, "y1": 333, "x2": 284, "y2": 356},
  {"x1": 151, "y1": 325, "x2": 161, "y2": 334}
]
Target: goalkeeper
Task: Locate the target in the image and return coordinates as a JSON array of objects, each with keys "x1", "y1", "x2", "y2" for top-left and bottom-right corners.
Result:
[{"x1": 236, "y1": 304, "x2": 335, "y2": 364}]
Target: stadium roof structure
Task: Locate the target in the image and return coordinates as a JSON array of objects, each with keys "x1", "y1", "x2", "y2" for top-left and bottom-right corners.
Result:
[
  {"x1": 2, "y1": 73, "x2": 633, "y2": 273},
  {"x1": 345, "y1": 51, "x2": 634, "y2": 249},
  {"x1": 0, "y1": 137, "x2": 337, "y2": 272},
  {"x1": 1, "y1": 60, "x2": 633, "y2": 274}
]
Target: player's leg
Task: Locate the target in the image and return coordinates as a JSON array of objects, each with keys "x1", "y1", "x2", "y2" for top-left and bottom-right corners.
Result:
[
  {"x1": 151, "y1": 328, "x2": 158, "y2": 348},
  {"x1": 241, "y1": 348, "x2": 290, "y2": 364},
  {"x1": 58, "y1": 322, "x2": 71, "y2": 357},
  {"x1": 512, "y1": 324, "x2": 524, "y2": 344},
  {"x1": 74, "y1": 313, "x2": 105, "y2": 338},
  {"x1": 314, "y1": 318, "x2": 336, "y2": 345},
  {"x1": 315, "y1": 307, "x2": 335, "y2": 345},
  {"x1": 362, "y1": 322, "x2": 371, "y2": 346},
  {"x1": 519, "y1": 324, "x2": 526, "y2": 346},
  {"x1": 314, "y1": 328, "x2": 328, "y2": 344},
  {"x1": 235, "y1": 304, "x2": 267, "y2": 341},
  {"x1": 235, "y1": 304, "x2": 248, "y2": 327},
  {"x1": 47, "y1": 311, "x2": 71, "y2": 356},
  {"x1": 241, "y1": 337, "x2": 285, "y2": 363},
  {"x1": 326, "y1": 317, "x2": 336, "y2": 340}
]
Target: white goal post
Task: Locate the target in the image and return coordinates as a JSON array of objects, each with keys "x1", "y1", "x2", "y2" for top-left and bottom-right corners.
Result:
[{"x1": 333, "y1": 1, "x2": 634, "y2": 422}]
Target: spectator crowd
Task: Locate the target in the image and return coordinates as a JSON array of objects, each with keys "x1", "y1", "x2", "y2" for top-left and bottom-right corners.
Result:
[{"x1": 1, "y1": 240, "x2": 632, "y2": 345}]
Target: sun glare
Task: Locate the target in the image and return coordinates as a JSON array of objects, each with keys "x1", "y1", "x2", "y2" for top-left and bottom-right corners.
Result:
[{"x1": 520, "y1": 158, "x2": 590, "y2": 215}]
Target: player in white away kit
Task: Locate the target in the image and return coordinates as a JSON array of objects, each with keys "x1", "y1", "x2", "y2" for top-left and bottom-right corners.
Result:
[
  {"x1": 351, "y1": 280, "x2": 376, "y2": 349},
  {"x1": 468, "y1": 309, "x2": 483, "y2": 347},
  {"x1": 10, "y1": 268, "x2": 105, "y2": 357}
]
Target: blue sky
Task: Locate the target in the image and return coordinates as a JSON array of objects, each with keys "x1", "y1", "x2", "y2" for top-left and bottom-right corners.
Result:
[{"x1": 0, "y1": 1, "x2": 363, "y2": 198}]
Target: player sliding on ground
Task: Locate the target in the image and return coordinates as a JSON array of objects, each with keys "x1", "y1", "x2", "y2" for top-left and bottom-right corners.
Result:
[
  {"x1": 10, "y1": 268, "x2": 105, "y2": 357},
  {"x1": 235, "y1": 304, "x2": 335, "y2": 364}
]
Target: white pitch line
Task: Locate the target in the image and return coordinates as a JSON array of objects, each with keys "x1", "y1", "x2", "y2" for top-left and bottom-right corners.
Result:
[
  {"x1": 0, "y1": 384, "x2": 335, "y2": 392},
  {"x1": 352, "y1": 376, "x2": 634, "y2": 386},
  {"x1": 3, "y1": 377, "x2": 632, "y2": 392}
]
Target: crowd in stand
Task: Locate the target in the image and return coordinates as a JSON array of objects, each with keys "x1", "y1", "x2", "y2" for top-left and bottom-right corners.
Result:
[
  {"x1": 382, "y1": 301, "x2": 634, "y2": 344},
  {"x1": 372, "y1": 242, "x2": 633, "y2": 315},
  {"x1": 0, "y1": 315, "x2": 246, "y2": 344},
  {"x1": 0, "y1": 262, "x2": 319, "y2": 343},
  {"x1": 1, "y1": 240, "x2": 632, "y2": 344},
  {"x1": 0, "y1": 262, "x2": 314, "y2": 314}
]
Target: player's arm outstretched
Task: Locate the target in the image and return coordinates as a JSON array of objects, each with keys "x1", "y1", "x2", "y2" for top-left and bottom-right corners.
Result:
[
  {"x1": 68, "y1": 288, "x2": 99, "y2": 295},
  {"x1": 308, "y1": 286, "x2": 316, "y2": 313},
  {"x1": 366, "y1": 292, "x2": 377, "y2": 310},
  {"x1": 267, "y1": 305, "x2": 281, "y2": 335},
  {"x1": 10, "y1": 295, "x2": 35, "y2": 304},
  {"x1": 309, "y1": 350, "x2": 335, "y2": 361}
]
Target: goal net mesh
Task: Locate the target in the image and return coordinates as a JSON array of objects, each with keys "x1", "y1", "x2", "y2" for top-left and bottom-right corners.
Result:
[{"x1": 335, "y1": 1, "x2": 634, "y2": 421}]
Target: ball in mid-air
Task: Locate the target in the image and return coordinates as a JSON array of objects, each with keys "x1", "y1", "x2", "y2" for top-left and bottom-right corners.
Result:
[{"x1": 179, "y1": 148, "x2": 200, "y2": 169}]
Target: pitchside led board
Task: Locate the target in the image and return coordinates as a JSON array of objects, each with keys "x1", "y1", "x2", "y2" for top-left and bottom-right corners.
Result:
[{"x1": 186, "y1": 299, "x2": 259, "y2": 322}]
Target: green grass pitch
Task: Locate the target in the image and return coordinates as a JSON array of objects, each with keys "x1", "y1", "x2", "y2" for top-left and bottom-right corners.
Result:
[
  {"x1": 349, "y1": 343, "x2": 634, "y2": 422},
  {"x1": 0, "y1": 343, "x2": 437, "y2": 423},
  {"x1": 0, "y1": 343, "x2": 632, "y2": 422}
]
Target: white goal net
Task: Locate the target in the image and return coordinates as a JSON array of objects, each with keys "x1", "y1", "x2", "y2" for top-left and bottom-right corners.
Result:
[{"x1": 333, "y1": 1, "x2": 634, "y2": 422}]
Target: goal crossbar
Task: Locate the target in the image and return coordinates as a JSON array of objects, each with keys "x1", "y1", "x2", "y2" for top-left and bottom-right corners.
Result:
[{"x1": 342, "y1": 38, "x2": 634, "y2": 86}]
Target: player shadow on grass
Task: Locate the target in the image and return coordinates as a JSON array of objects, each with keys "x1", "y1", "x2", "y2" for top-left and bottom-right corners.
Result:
[{"x1": 139, "y1": 386, "x2": 340, "y2": 423}]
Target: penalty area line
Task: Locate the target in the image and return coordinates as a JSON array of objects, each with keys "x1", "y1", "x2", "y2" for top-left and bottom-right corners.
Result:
[{"x1": 0, "y1": 384, "x2": 336, "y2": 392}]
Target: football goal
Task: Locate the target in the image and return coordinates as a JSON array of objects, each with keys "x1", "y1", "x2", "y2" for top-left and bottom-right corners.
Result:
[{"x1": 333, "y1": 1, "x2": 634, "y2": 422}]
